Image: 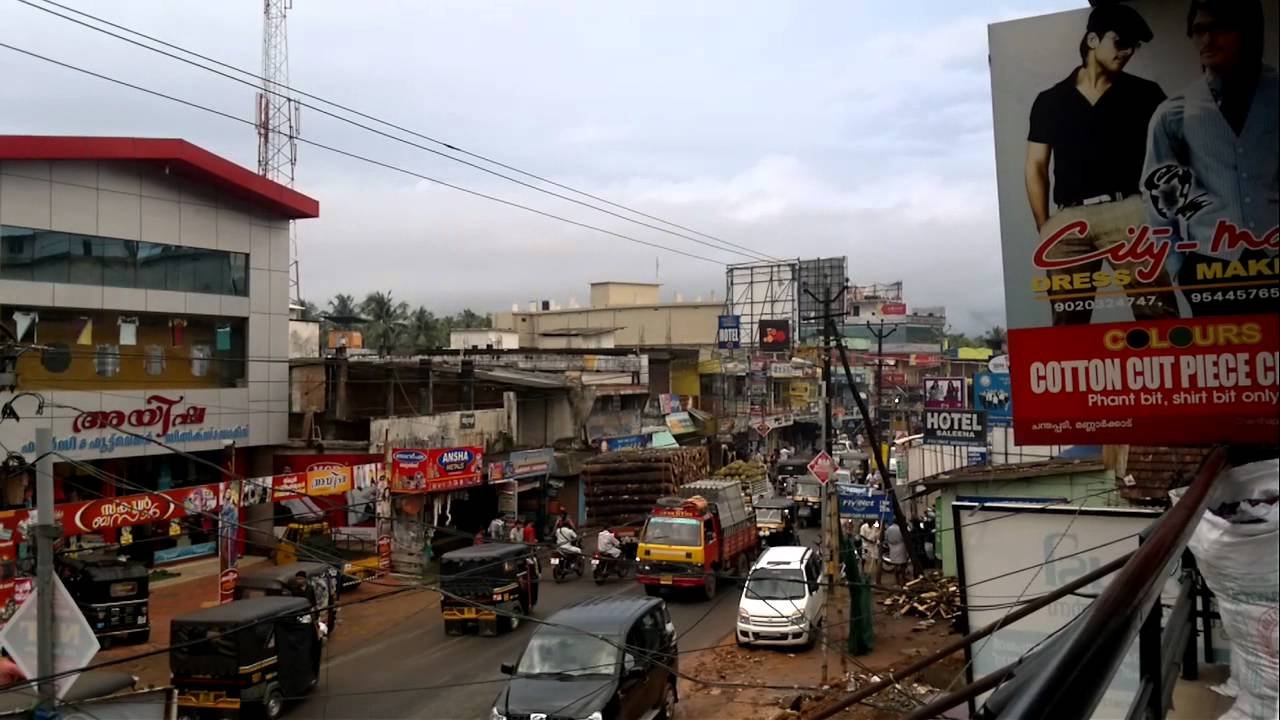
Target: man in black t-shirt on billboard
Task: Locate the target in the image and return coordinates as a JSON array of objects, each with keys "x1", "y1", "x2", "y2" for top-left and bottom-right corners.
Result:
[{"x1": 1025, "y1": 4, "x2": 1179, "y2": 325}]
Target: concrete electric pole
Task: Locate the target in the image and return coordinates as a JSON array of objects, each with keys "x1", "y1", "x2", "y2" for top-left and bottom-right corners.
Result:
[{"x1": 34, "y1": 427, "x2": 57, "y2": 712}]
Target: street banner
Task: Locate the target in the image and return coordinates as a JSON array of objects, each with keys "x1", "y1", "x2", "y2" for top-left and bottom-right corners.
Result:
[
  {"x1": 717, "y1": 314, "x2": 742, "y2": 349},
  {"x1": 758, "y1": 319, "x2": 792, "y2": 352},
  {"x1": 924, "y1": 409, "x2": 988, "y2": 447},
  {"x1": 973, "y1": 371, "x2": 1013, "y2": 426},
  {"x1": 924, "y1": 377, "x2": 966, "y2": 409},
  {"x1": 990, "y1": 1, "x2": 1280, "y2": 444},
  {"x1": 272, "y1": 472, "x2": 306, "y2": 499}
]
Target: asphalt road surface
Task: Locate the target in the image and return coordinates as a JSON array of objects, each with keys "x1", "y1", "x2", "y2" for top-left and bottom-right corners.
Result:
[{"x1": 294, "y1": 526, "x2": 820, "y2": 720}]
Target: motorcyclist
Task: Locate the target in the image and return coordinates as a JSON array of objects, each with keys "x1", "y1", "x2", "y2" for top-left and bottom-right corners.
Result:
[
  {"x1": 554, "y1": 523, "x2": 581, "y2": 555},
  {"x1": 597, "y1": 527, "x2": 622, "y2": 560}
]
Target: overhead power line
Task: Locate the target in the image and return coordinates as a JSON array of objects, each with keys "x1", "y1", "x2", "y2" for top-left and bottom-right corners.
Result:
[
  {"x1": 16, "y1": 0, "x2": 780, "y2": 263},
  {"x1": 0, "y1": 41, "x2": 727, "y2": 266}
]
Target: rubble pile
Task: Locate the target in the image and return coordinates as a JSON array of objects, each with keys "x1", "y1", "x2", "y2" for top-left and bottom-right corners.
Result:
[
  {"x1": 881, "y1": 573, "x2": 960, "y2": 622},
  {"x1": 842, "y1": 671, "x2": 943, "y2": 712}
]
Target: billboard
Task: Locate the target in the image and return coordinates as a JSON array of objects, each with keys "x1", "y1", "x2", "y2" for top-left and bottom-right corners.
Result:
[
  {"x1": 837, "y1": 484, "x2": 892, "y2": 520},
  {"x1": 973, "y1": 371, "x2": 1013, "y2": 425},
  {"x1": 924, "y1": 377, "x2": 966, "y2": 409},
  {"x1": 717, "y1": 314, "x2": 741, "y2": 349},
  {"x1": 990, "y1": 1, "x2": 1279, "y2": 444}
]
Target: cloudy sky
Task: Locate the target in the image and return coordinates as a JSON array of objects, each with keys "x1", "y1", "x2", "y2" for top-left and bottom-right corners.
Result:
[{"x1": 2, "y1": 0, "x2": 1081, "y2": 332}]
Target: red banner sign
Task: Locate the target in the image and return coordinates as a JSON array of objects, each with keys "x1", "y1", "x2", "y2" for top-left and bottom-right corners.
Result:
[
  {"x1": 1010, "y1": 314, "x2": 1280, "y2": 445},
  {"x1": 429, "y1": 447, "x2": 484, "y2": 492}
]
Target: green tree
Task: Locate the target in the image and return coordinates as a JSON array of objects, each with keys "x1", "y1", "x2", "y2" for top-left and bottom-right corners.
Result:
[
  {"x1": 984, "y1": 325, "x2": 1007, "y2": 351},
  {"x1": 361, "y1": 291, "x2": 409, "y2": 356},
  {"x1": 298, "y1": 299, "x2": 321, "y2": 322},
  {"x1": 451, "y1": 308, "x2": 490, "y2": 329},
  {"x1": 405, "y1": 306, "x2": 443, "y2": 351}
]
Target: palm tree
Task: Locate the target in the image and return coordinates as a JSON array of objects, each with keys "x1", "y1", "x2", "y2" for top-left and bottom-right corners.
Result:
[
  {"x1": 327, "y1": 294, "x2": 361, "y2": 329},
  {"x1": 984, "y1": 326, "x2": 1007, "y2": 351},
  {"x1": 452, "y1": 308, "x2": 490, "y2": 329},
  {"x1": 298, "y1": 299, "x2": 321, "y2": 322},
  {"x1": 406, "y1": 307, "x2": 441, "y2": 352},
  {"x1": 362, "y1": 291, "x2": 409, "y2": 356}
]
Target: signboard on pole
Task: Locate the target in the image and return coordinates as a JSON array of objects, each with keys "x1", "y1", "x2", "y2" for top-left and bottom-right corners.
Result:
[
  {"x1": 807, "y1": 451, "x2": 836, "y2": 485},
  {"x1": 837, "y1": 484, "x2": 892, "y2": 519},
  {"x1": 989, "y1": 1, "x2": 1280, "y2": 445},
  {"x1": 923, "y1": 409, "x2": 988, "y2": 447},
  {"x1": 0, "y1": 574, "x2": 100, "y2": 699}
]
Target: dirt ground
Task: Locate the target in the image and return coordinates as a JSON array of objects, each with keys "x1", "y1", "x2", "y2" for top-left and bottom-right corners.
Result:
[{"x1": 677, "y1": 584, "x2": 968, "y2": 720}]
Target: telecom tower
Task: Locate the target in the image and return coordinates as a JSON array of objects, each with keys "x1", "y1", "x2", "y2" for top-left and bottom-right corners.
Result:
[{"x1": 257, "y1": 0, "x2": 301, "y2": 304}]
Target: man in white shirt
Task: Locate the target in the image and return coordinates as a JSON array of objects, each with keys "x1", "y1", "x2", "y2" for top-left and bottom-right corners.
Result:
[
  {"x1": 487, "y1": 515, "x2": 505, "y2": 542},
  {"x1": 554, "y1": 524, "x2": 581, "y2": 555}
]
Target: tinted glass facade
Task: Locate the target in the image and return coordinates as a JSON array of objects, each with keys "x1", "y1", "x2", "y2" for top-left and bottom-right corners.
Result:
[{"x1": 1, "y1": 226, "x2": 248, "y2": 296}]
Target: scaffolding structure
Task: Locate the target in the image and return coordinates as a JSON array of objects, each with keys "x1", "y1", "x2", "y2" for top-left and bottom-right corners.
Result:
[{"x1": 724, "y1": 260, "x2": 800, "y2": 352}]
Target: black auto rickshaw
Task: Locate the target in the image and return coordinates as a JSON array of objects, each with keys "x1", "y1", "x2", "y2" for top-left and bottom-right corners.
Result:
[
  {"x1": 57, "y1": 555, "x2": 150, "y2": 645},
  {"x1": 439, "y1": 543, "x2": 539, "y2": 637},
  {"x1": 754, "y1": 496, "x2": 797, "y2": 547},
  {"x1": 171, "y1": 596, "x2": 321, "y2": 720},
  {"x1": 235, "y1": 561, "x2": 339, "y2": 631}
]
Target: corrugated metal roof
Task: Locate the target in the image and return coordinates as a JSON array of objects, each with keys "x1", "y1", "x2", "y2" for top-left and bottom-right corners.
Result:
[{"x1": 924, "y1": 457, "x2": 1108, "y2": 487}]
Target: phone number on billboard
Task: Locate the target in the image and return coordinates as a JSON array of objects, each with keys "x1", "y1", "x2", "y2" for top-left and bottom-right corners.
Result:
[
  {"x1": 1188, "y1": 288, "x2": 1280, "y2": 304},
  {"x1": 1052, "y1": 295, "x2": 1161, "y2": 312}
]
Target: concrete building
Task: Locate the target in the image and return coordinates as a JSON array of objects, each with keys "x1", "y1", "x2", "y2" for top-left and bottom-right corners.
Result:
[
  {"x1": 493, "y1": 281, "x2": 721, "y2": 349},
  {"x1": 0, "y1": 136, "x2": 318, "y2": 492},
  {"x1": 449, "y1": 328, "x2": 520, "y2": 350}
]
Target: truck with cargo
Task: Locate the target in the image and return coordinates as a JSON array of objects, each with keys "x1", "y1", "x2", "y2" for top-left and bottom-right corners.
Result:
[{"x1": 636, "y1": 478, "x2": 758, "y2": 600}]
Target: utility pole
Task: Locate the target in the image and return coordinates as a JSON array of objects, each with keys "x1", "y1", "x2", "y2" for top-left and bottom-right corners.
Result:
[
  {"x1": 866, "y1": 320, "x2": 897, "y2": 457},
  {"x1": 831, "y1": 320, "x2": 925, "y2": 578},
  {"x1": 34, "y1": 428, "x2": 57, "y2": 713},
  {"x1": 801, "y1": 284, "x2": 845, "y2": 685}
]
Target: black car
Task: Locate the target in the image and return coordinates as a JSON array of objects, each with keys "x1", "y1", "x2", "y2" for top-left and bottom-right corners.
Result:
[{"x1": 491, "y1": 596, "x2": 678, "y2": 720}]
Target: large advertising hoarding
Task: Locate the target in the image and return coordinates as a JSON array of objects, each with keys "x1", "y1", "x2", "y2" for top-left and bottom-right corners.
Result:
[{"x1": 990, "y1": 1, "x2": 1279, "y2": 444}]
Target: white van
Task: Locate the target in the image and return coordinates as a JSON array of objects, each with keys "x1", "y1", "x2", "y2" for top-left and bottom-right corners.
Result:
[{"x1": 735, "y1": 546, "x2": 826, "y2": 648}]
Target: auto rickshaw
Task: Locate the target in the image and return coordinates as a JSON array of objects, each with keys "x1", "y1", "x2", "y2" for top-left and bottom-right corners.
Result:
[
  {"x1": 171, "y1": 596, "x2": 321, "y2": 720},
  {"x1": 439, "y1": 543, "x2": 539, "y2": 637},
  {"x1": 754, "y1": 496, "x2": 797, "y2": 547},
  {"x1": 58, "y1": 555, "x2": 150, "y2": 645},
  {"x1": 235, "y1": 561, "x2": 339, "y2": 631},
  {"x1": 275, "y1": 521, "x2": 381, "y2": 588}
]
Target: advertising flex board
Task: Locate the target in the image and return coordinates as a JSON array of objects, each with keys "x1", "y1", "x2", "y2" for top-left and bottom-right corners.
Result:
[
  {"x1": 837, "y1": 484, "x2": 892, "y2": 520},
  {"x1": 758, "y1": 319, "x2": 792, "y2": 352},
  {"x1": 717, "y1": 314, "x2": 742, "y2": 349},
  {"x1": 429, "y1": 447, "x2": 485, "y2": 492},
  {"x1": 989, "y1": 1, "x2": 1280, "y2": 444},
  {"x1": 923, "y1": 377, "x2": 966, "y2": 409},
  {"x1": 973, "y1": 371, "x2": 1013, "y2": 426}
]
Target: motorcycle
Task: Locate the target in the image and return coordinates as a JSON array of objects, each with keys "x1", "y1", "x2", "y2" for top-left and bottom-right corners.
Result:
[
  {"x1": 550, "y1": 544, "x2": 585, "y2": 582},
  {"x1": 591, "y1": 551, "x2": 632, "y2": 584}
]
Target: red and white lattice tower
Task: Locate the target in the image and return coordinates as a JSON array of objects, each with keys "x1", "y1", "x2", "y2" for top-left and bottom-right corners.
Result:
[{"x1": 257, "y1": 0, "x2": 302, "y2": 304}]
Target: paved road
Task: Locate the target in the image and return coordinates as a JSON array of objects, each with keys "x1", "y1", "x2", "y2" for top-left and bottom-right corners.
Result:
[{"x1": 295, "y1": 527, "x2": 819, "y2": 720}]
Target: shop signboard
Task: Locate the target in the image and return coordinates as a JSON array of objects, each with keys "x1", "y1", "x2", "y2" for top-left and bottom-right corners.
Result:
[
  {"x1": 769, "y1": 362, "x2": 800, "y2": 378},
  {"x1": 490, "y1": 448, "x2": 554, "y2": 481},
  {"x1": 924, "y1": 377, "x2": 966, "y2": 409},
  {"x1": 923, "y1": 409, "x2": 987, "y2": 447},
  {"x1": 717, "y1": 314, "x2": 742, "y2": 349},
  {"x1": 272, "y1": 472, "x2": 306, "y2": 499},
  {"x1": 990, "y1": 1, "x2": 1280, "y2": 444},
  {"x1": 665, "y1": 412, "x2": 699, "y2": 435},
  {"x1": 429, "y1": 447, "x2": 485, "y2": 492},
  {"x1": 973, "y1": 371, "x2": 1013, "y2": 426},
  {"x1": 602, "y1": 433, "x2": 650, "y2": 452},
  {"x1": 305, "y1": 466, "x2": 353, "y2": 496},
  {"x1": 880, "y1": 302, "x2": 908, "y2": 316},
  {"x1": 758, "y1": 319, "x2": 792, "y2": 352}
]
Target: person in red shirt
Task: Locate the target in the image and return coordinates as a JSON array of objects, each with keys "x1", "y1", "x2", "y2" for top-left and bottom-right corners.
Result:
[{"x1": 521, "y1": 521, "x2": 537, "y2": 545}]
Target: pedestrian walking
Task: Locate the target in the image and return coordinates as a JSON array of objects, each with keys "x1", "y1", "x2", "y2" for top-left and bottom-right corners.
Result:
[{"x1": 877, "y1": 521, "x2": 910, "y2": 587}]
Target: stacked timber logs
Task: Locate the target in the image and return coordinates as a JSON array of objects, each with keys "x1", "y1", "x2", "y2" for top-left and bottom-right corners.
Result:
[
  {"x1": 881, "y1": 573, "x2": 960, "y2": 621},
  {"x1": 583, "y1": 447, "x2": 709, "y2": 527}
]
